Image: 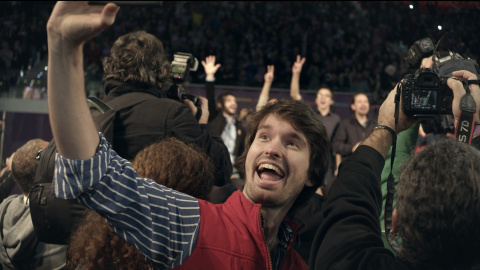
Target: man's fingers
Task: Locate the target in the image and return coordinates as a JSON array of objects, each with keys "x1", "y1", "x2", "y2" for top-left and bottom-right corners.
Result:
[
  {"x1": 447, "y1": 78, "x2": 467, "y2": 99},
  {"x1": 101, "y1": 3, "x2": 120, "y2": 26},
  {"x1": 451, "y1": 70, "x2": 480, "y2": 121},
  {"x1": 452, "y1": 70, "x2": 478, "y2": 80},
  {"x1": 183, "y1": 99, "x2": 197, "y2": 116}
]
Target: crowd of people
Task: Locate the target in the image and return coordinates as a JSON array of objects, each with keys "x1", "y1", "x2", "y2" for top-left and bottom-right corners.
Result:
[
  {"x1": 2, "y1": 1, "x2": 480, "y2": 270},
  {"x1": 1, "y1": 1, "x2": 479, "y2": 102}
]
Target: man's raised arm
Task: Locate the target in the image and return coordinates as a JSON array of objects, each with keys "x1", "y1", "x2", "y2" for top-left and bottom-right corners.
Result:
[{"x1": 47, "y1": 1, "x2": 119, "y2": 159}]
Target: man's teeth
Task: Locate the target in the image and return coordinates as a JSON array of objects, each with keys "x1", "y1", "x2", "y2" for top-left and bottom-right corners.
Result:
[{"x1": 258, "y1": 164, "x2": 283, "y2": 176}]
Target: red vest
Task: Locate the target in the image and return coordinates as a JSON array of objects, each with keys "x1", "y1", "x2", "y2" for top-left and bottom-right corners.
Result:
[{"x1": 174, "y1": 190, "x2": 307, "y2": 270}]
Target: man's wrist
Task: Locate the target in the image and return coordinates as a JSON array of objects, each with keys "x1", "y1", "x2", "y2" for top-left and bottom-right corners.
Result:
[
  {"x1": 373, "y1": 125, "x2": 396, "y2": 144},
  {"x1": 362, "y1": 128, "x2": 394, "y2": 158}
]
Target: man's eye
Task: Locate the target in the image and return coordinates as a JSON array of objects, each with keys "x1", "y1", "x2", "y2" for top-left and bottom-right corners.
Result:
[
  {"x1": 259, "y1": 135, "x2": 269, "y2": 140},
  {"x1": 287, "y1": 142, "x2": 298, "y2": 148}
]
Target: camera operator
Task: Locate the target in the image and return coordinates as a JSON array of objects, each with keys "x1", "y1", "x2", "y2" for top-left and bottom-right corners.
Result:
[
  {"x1": 100, "y1": 31, "x2": 231, "y2": 186},
  {"x1": 310, "y1": 68, "x2": 480, "y2": 269}
]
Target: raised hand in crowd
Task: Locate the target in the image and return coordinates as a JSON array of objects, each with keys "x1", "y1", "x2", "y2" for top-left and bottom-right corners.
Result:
[
  {"x1": 202, "y1": 55, "x2": 221, "y2": 81},
  {"x1": 292, "y1": 54, "x2": 306, "y2": 75},
  {"x1": 290, "y1": 55, "x2": 306, "y2": 101},
  {"x1": 47, "y1": 1, "x2": 120, "y2": 159},
  {"x1": 256, "y1": 65, "x2": 275, "y2": 111}
]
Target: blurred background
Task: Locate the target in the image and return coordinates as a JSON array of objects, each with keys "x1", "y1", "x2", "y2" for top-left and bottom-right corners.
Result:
[{"x1": 0, "y1": 1, "x2": 479, "y2": 159}]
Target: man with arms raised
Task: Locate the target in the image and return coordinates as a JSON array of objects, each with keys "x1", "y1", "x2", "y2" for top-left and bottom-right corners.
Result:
[{"x1": 47, "y1": 2, "x2": 329, "y2": 269}]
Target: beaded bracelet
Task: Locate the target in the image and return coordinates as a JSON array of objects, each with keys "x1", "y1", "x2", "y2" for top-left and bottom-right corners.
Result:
[{"x1": 373, "y1": 125, "x2": 396, "y2": 144}]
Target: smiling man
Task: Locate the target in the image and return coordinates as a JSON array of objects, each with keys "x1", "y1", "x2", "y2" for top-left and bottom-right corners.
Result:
[
  {"x1": 332, "y1": 92, "x2": 376, "y2": 174},
  {"x1": 46, "y1": 2, "x2": 329, "y2": 270},
  {"x1": 204, "y1": 55, "x2": 246, "y2": 182}
]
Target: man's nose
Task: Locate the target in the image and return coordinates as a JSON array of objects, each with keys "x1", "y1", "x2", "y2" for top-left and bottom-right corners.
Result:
[{"x1": 264, "y1": 139, "x2": 282, "y2": 158}]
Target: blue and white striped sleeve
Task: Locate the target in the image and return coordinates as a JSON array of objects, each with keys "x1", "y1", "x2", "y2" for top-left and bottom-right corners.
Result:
[{"x1": 53, "y1": 133, "x2": 200, "y2": 269}]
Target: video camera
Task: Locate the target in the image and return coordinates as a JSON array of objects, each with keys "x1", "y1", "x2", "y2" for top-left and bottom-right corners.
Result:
[
  {"x1": 165, "y1": 52, "x2": 201, "y2": 108},
  {"x1": 402, "y1": 37, "x2": 480, "y2": 127}
]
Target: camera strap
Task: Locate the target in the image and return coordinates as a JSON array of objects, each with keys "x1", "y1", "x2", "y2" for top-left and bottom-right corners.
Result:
[
  {"x1": 454, "y1": 80, "x2": 476, "y2": 145},
  {"x1": 384, "y1": 83, "x2": 401, "y2": 253}
]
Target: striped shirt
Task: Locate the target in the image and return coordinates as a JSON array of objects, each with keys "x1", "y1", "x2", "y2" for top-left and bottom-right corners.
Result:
[{"x1": 53, "y1": 133, "x2": 200, "y2": 269}]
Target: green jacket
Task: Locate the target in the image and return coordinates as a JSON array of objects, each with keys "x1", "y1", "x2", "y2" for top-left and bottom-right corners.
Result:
[{"x1": 380, "y1": 122, "x2": 419, "y2": 253}]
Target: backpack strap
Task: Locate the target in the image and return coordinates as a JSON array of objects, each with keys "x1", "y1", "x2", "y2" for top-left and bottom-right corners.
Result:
[
  {"x1": 88, "y1": 92, "x2": 157, "y2": 143},
  {"x1": 88, "y1": 91, "x2": 157, "y2": 114}
]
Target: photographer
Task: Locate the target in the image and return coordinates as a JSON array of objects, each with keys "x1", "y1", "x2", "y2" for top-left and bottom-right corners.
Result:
[
  {"x1": 97, "y1": 31, "x2": 231, "y2": 186},
  {"x1": 309, "y1": 68, "x2": 480, "y2": 269}
]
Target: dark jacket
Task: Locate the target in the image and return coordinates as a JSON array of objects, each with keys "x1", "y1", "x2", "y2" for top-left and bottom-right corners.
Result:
[
  {"x1": 103, "y1": 79, "x2": 232, "y2": 185},
  {"x1": 205, "y1": 81, "x2": 246, "y2": 165},
  {"x1": 309, "y1": 146, "x2": 415, "y2": 270},
  {"x1": 332, "y1": 115, "x2": 376, "y2": 160}
]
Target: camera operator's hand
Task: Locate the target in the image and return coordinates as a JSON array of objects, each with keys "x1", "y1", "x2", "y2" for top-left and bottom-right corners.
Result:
[
  {"x1": 363, "y1": 83, "x2": 417, "y2": 157},
  {"x1": 264, "y1": 65, "x2": 274, "y2": 83},
  {"x1": 378, "y1": 84, "x2": 417, "y2": 134},
  {"x1": 292, "y1": 55, "x2": 306, "y2": 75},
  {"x1": 202, "y1": 55, "x2": 221, "y2": 81},
  {"x1": 448, "y1": 70, "x2": 480, "y2": 123},
  {"x1": 185, "y1": 96, "x2": 209, "y2": 124}
]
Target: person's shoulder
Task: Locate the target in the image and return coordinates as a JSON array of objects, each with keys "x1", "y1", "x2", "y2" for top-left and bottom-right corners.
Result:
[
  {"x1": 0, "y1": 194, "x2": 24, "y2": 213},
  {"x1": 138, "y1": 97, "x2": 186, "y2": 111}
]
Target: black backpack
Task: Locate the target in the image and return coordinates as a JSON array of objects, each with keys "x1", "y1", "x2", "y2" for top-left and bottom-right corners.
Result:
[{"x1": 29, "y1": 92, "x2": 154, "y2": 245}]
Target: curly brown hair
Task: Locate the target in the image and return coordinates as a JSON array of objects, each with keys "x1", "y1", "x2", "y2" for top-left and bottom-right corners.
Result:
[
  {"x1": 131, "y1": 137, "x2": 214, "y2": 200},
  {"x1": 397, "y1": 139, "x2": 480, "y2": 269},
  {"x1": 103, "y1": 30, "x2": 170, "y2": 88},
  {"x1": 67, "y1": 137, "x2": 215, "y2": 269},
  {"x1": 11, "y1": 139, "x2": 48, "y2": 194}
]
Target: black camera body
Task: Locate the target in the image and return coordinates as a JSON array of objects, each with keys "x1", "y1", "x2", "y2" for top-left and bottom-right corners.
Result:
[
  {"x1": 401, "y1": 68, "x2": 453, "y2": 117},
  {"x1": 165, "y1": 84, "x2": 201, "y2": 108}
]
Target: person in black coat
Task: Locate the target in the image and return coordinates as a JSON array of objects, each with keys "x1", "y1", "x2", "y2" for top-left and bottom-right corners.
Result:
[{"x1": 101, "y1": 32, "x2": 232, "y2": 187}]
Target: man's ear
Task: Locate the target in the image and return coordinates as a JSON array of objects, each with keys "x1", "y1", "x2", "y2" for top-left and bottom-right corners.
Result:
[{"x1": 392, "y1": 207, "x2": 400, "y2": 233}]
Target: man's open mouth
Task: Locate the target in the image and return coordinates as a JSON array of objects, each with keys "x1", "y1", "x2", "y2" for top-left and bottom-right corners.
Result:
[{"x1": 257, "y1": 163, "x2": 285, "y2": 181}]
